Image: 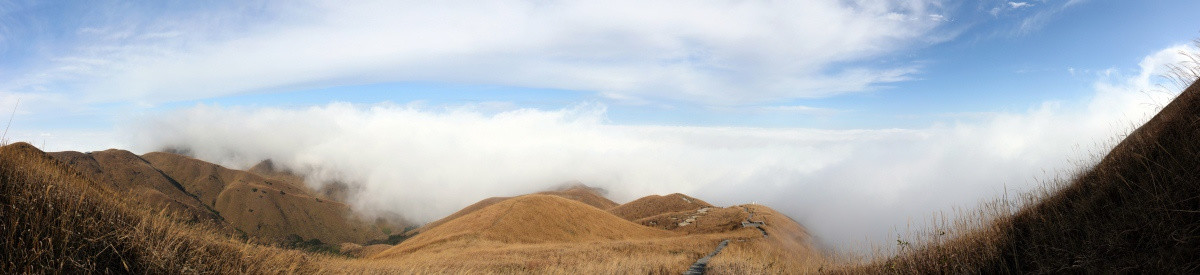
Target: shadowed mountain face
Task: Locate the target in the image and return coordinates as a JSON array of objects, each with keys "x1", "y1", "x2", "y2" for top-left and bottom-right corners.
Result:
[
  {"x1": 49, "y1": 150, "x2": 389, "y2": 245},
  {"x1": 866, "y1": 79, "x2": 1200, "y2": 273},
  {"x1": 989, "y1": 76, "x2": 1200, "y2": 271},
  {"x1": 1, "y1": 142, "x2": 340, "y2": 274},
  {"x1": 142, "y1": 152, "x2": 389, "y2": 244},
  {"x1": 47, "y1": 150, "x2": 223, "y2": 225}
]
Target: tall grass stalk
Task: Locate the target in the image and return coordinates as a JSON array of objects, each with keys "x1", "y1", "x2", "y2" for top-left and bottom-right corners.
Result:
[{"x1": 1, "y1": 97, "x2": 16, "y2": 146}]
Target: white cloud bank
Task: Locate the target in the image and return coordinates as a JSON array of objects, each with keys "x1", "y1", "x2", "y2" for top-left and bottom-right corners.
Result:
[
  {"x1": 3, "y1": 0, "x2": 948, "y2": 106},
  {"x1": 128, "y1": 45, "x2": 1197, "y2": 252}
]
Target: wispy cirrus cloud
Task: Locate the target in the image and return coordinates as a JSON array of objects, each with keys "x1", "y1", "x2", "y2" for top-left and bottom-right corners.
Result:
[
  {"x1": 2, "y1": 0, "x2": 953, "y2": 108},
  {"x1": 1005, "y1": 0, "x2": 1086, "y2": 36},
  {"x1": 758, "y1": 105, "x2": 842, "y2": 115}
]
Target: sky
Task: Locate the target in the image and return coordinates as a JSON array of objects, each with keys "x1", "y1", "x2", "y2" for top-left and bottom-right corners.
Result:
[{"x1": 2, "y1": 0, "x2": 1200, "y2": 253}]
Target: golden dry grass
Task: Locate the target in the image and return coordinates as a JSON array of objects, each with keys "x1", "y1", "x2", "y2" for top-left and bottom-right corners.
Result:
[
  {"x1": 369, "y1": 194, "x2": 826, "y2": 273},
  {"x1": 415, "y1": 185, "x2": 617, "y2": 234},
  {"x1": 0, "y1": 142, "x2": 338, "y2": 273},
  {"x1": 140, "y1": 151, "x2": 385, "y2": 244},
  {"x1": 2, "y1": 143, "x2": 827, "y2": 273},
  {"x1": 0, "y1": 142, "x2": 830, "y2": 273},
  {"x1": 47, "y1": 150, "x2": 224, "y2": 226},
  {"x1": 535, "y1": 184, "x2": 620, "y2": 210},
  {"x1": 414, "y1": 196, "x2": 509, "y2": 234},
  {"x1": 609, "y1": 193, "x2": 713, "y2": 221},
  {"x1": 376, "y1": 194, "x2": 676, "y2": 258},
  {"x1": 248, "y1": 159, "x2": 362, "y2": 204},
  {"x1": 365, "y1": 215, "x2": 820, "y2": 274},
  {"x1": 635, "y1": 206, "x2": 744, "y2": 233}
]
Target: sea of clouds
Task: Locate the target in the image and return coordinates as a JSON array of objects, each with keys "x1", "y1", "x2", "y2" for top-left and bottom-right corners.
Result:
[{"x1": 128, "y1": 45, "x2": 1195, "y2": 252}]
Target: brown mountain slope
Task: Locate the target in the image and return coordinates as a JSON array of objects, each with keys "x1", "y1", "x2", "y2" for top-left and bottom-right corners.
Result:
[
  {"x1": 141, "y1": 152, "x2": 310, "y2": 207},
  {"x1": 706, "y1": 204, "x2": 826, "y2": 272},
  {"x1": 865, "y1": 79, "x2": 1200, "y2": 273},
  {"x1": 375, "y1": 194, "x2": 675, "y2": 258},
  {"x1": 609, "y1": 193, "x2": 713, "y2": 221},
  {"x1": 536, "y1": 183, "x2": 619, "y2": 210},
  {"x1": 373, "y1": 193, "x2": 824, "y2": 273},
  {"x1": 247, "y1": 159, "x2": 414, "y2": 234},
  {"x1": 247, "y1": 159, "x2": 306, "y2": 185},
  {"x1": 414, "y1": 184, "x2": 618, "y2": 234},
  {"x1": 48, "y1": 150, "x2": 221, "y2": 224},
  {"x1": 414, "y1": 196, "x2": 509, "y2": 234},
  {"x1": 635, "y1": 206, "x2": 746, "y2": 233},
  {"x1": 0, "y1": 142, "x2": 335, "y2": 273},
  {"x1": 248, "y1": 159, "x2": 354, "y2": 202},
  {"x1": 4, "y1": 141, "x2": 826, "y2": 273},
  {"x1": 141, "y1": 152, "x2": 384, "y2": 244}
]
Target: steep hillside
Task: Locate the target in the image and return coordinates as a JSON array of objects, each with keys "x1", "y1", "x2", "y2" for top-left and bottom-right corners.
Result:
[
  {"x1": 141, "y1": 153, "x2": 308, "y2": 207},
  {"x1": 376, "y1": 194, "x2": 674, "y2": 257},
  {"x1": 609, "y1": 193, "x2": 713, "y2": 221},
  {"x1": 866, "y1": 79, "x2": 1200, "y2": 273},
  {"x1": 48, "y1": 150, "x2": 222, "y2": 225},
  {"x1": 0, "y1": 142, "x2": 334, "y2": 273},
  {"x1": 140, "y1": 152, "x2": 384, "y2": 244}
]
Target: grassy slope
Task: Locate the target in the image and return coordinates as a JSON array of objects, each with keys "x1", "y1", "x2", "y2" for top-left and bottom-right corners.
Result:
[
  {"x1": 2, "y1": 141, "x2": 825, "y2": 273},
  {"x1": 859, "y1": 79, "x2": 1200, "y2": 273},
  {"x1": 373, "y1": 200, "x2": 819, "y2": 273},
  {"x1": 535, "y1": 184, "x2": 620, "y2": 210},
  {"x1": 415, "y1": 185, "x2": 618, "y2": 234},
  {"x1": 48, "y1": 150, "x2": 224, "y2": 226},
  {"x1": 609, "y1": 193, "x2": 713, "y2": 221},
  {"x1": 415, "y1": 196, "x2": 509, "y2": 234},
  {"x1": 0, "y1": 142, "x2": 331, "y2": 273},
  {"x1": 248, "y1": 159, "x2": 358, "y2": 204},
  {"x1": 708, "y1": 205, "x2": 827, "y2": 274},
  {"x1": 373, "y1": 194, "x2": 824, "y2": 273},
  {"x1": 377, "y1": 194, "x2": 675, "y2": 257},
  {"x1": 636, "y1": 206, "x2": 745, "y2": 233},
  {"x1": 141, "y1": 151, "x2": 384, "y2": 245}
]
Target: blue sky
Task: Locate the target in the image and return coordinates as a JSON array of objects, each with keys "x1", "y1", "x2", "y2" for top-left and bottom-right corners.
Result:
[
  {"x1": 3, "y1": 0, "x2": 1200, "y2": 251},
  {"x1": 1, "y1": 0, "x2": 1198, "y2": 138}
]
